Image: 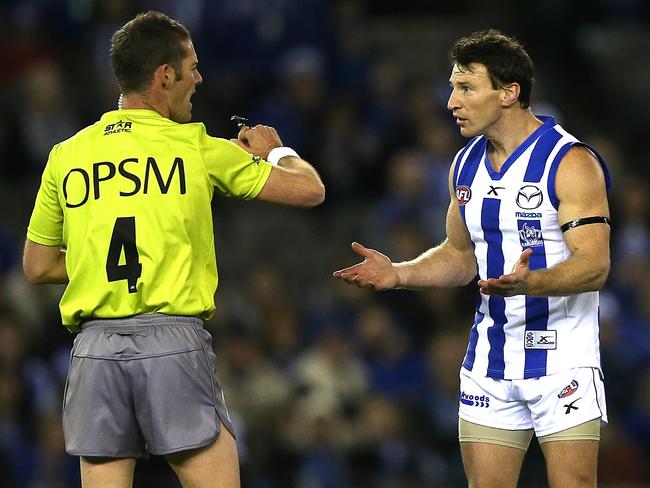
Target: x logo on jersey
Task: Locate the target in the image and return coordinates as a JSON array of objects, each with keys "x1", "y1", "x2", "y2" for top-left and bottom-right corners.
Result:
[
  {"x1": 487, "y1": 185, "x2": 505, "y2": 196},
  {"x1": 563, "y1": 398, "x2": 581, "y2": 414}
]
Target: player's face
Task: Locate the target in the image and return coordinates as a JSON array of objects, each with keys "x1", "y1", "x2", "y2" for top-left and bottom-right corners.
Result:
[
  {"x1": 447, "y1": 63, "x2": 502, "y2": 138},
  {"x1": 168, "y1": 40, "x2": 203, "y2": 123}
]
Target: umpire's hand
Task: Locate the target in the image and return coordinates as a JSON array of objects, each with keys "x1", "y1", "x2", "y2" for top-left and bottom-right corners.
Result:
[{"x1": 231, "y1": 124, "x2": 283, "y2": 160}]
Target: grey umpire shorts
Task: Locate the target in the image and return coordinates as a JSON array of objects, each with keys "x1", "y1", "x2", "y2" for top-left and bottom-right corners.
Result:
[{"x1": 62, "y1": 314, "x2": 234, "y2": 458}]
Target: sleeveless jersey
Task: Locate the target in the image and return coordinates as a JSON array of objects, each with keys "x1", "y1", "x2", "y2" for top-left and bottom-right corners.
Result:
[
  {"x1": 27, "y1": 109, "x2": 272, "y2": 331},
  {"x1": 453, "y1": 116, "x2": 610, "y2": 379}
]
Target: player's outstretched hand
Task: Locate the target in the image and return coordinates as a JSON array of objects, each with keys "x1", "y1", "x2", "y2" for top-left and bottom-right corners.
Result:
[
  {"x1": 333, "y1": 242, "x2": 398, "y2": 290},
  {"x1": 230, "y1": 124, "x2": 283, "y2": 160},
  {"x1": 478, "y1": 248, "x2": 532, "y2": 296}
]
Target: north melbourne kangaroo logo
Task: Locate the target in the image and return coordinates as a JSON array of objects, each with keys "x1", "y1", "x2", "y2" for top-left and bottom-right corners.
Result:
[
  {"x1": 516, "y1": 185, "x2": 543, "y2": 209},
  {"x1": 519, "y1": 222, "x2": 544, "y2": 248}
]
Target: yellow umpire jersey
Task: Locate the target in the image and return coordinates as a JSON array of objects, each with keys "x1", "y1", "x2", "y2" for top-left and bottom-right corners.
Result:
[{"x1": 27, "y1": 109, "x2": 273, "y2": 331}]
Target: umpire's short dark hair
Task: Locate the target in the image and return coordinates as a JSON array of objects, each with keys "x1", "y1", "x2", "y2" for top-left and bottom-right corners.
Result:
[
  {"x1": 449, "y1": 30, "x2": 534, "y2": 108},
  {"x1": 110, "y1": 11, "x2": 191, "y2": 94}
]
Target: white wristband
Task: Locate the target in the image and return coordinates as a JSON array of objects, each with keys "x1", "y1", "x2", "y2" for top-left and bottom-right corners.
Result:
[{"x1": 267, "y1": 147, "x2": 299, "y2": 166}]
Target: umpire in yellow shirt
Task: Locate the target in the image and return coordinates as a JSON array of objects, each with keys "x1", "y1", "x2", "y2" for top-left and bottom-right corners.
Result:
[{"x1": 23, "y1": 11, "x2": 324, "y2": 488}]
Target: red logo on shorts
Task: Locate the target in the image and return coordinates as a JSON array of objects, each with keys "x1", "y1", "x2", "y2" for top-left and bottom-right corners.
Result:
[
  {"x1": 456, "y1": 186, "x2": 472, "y2": 206},
  {"x1": 558, "y1": 380, "x2": 579, "y2": 398}
]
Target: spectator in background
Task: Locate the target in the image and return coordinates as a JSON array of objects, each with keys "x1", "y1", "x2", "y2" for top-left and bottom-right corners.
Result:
[
  {"x1": 369, "y1": 150, "x2": 433, "y2": 253},
  {"x1": 17, "y1": 62, "x2": 80, "y2": 176},
  {"x1": 0, "y1": 313, "x2": 37, "y2": 488},
  {"x1": 355, "y1": 304, "x2": 428, "y2": 407},
  {"x1": 216, "y1": 323, "x2": 294, "y2": 481},
  {"x1": 612, "y1": 176, "x2": 649, "y2": 293},
  {"x1": 251, "y1": 45, "x2": 327, "y2": 156},
  {"x1": 295, "y1": 323, "x2": 368, "y2": 420}
]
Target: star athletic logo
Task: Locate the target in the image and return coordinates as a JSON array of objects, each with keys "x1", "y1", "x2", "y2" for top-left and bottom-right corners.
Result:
[{"x1": 104, "y1": 120, "x2": 132, "y2": 135}]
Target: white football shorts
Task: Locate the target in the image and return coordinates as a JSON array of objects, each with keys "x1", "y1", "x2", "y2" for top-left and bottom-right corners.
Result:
[{"x1": 458, "y1": 366, "x2": 607, "y2": 437}]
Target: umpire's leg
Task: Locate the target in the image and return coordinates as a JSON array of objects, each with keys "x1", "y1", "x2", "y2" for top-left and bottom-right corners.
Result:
[
  {"x1": 80, "y1": 457, "x2": 137, "y2": 488},
  {"x1": 166, "y1": 421, "x2": 240, "y2": 488}
]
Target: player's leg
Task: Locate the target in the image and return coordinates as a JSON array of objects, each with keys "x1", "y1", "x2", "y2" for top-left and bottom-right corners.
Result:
[
  {"x1": 166, "y1": 421, "x2": 240, "y2": 488},
  {"x1": 528, "y1": 367, "x2": 606, "y2": 488},
  {"x1": 460, "y1": 419, "x2": 531, "y2": 488},
  {"x1": 458, "y1": 367, "x2": 535, "y2": 487},
  {"x1": 80, "y1": 457, "x2": 137, "y2": 488},
  {"x1": 540, "y1": 440, "x2": 598, "y2": 487},
  {"x1": 461, "y1": 443, "x2": 526, "y2": 488},
  {"x1": 538, "y1": 419, "x2": 600, "y2": 488}
]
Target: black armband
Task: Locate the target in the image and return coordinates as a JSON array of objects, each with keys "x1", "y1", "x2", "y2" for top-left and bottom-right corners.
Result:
[{"x1": 560, "y1": 216, "x2": 610, "y2": 233}]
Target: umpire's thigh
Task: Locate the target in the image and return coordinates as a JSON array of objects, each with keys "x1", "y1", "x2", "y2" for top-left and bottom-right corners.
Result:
[
  {"x1": 166, "y1": 421, "x2": 240, "y2": 488},
  {"x1": 80, "y1": 457, "x2": 137, "y2": 488}
]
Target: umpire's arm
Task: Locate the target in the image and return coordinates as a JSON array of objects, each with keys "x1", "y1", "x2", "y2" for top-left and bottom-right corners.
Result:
[
  {"x1": 231, "y1": 124, "x2": 325, "y2": 208},
  {"x1": 23, "y1": 239, "x2": 69, "y2": 284},
  {"x1": 256, "y1": 155, "x2": 325, "y2": 208}
]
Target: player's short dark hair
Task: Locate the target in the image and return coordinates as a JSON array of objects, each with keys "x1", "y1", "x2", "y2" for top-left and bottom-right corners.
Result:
[
  {"x1": 110, "y1": 11, "x2": 191, "y2": 94},
  {"x1": 449, "y1": 30, "x2": 534, "y2": 108}
]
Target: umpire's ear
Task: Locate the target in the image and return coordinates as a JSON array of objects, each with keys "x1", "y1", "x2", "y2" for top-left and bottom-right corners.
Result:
[{"x1": 156, "y1": 64, "x2": 173, "y2": 89}]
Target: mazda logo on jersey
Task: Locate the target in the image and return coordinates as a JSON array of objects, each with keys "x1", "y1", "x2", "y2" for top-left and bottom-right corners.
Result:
[
  {"x1": 456, "y1": 185, "x2": 472, "y2": 205},
  {"x1": 516, "y1": 185, "x2": 543, "y2": 209}
]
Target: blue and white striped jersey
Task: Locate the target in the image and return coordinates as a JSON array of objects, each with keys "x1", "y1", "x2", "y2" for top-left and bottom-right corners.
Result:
[{"x1": 453, "y1": 116, "x2": 610, "y2": 380}]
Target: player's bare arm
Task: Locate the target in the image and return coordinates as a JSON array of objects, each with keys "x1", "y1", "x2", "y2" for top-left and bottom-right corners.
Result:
[
  {"x1": 231, "y1": 124, "x2": 325, "y2": 207},
  {"x1": 479, "y1": 146, "x2": 610, "y2": 296},
  {"x1": 23, "y1": 239, "x2": 68, "y2": 284},
  {"x1": 334, "y1": 160, "x2": 476, "y2": 290},
  {"x1": 332, "y1": 242, "x2": 398, "y2": 290}
]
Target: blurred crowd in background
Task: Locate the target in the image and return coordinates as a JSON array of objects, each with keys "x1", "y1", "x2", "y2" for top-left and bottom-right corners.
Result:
[{"x1": 1, "y1": 0, "x2": 649, "y2": 487}]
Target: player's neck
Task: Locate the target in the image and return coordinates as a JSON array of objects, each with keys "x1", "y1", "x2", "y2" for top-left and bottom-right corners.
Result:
[
  {"x1": 119, "y1": 92, "x2": 170, "y2": 119},
  {"x1": 486, "y1": 109, "x2": 542, "y2": 169}
]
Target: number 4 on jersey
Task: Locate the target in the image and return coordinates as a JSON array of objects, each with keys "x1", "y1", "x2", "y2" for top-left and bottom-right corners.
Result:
[{"x1": 106, "y1": 217, "x2": 142, "y2": 293}]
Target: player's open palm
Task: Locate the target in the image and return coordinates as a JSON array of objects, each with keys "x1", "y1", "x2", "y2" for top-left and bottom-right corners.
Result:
[
  {"x1": 333, "y1": 242, "x2": 398, "y2": 290},
  {"x1": 478, "y1": 247, "x2": 532, "y2": 296}
]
